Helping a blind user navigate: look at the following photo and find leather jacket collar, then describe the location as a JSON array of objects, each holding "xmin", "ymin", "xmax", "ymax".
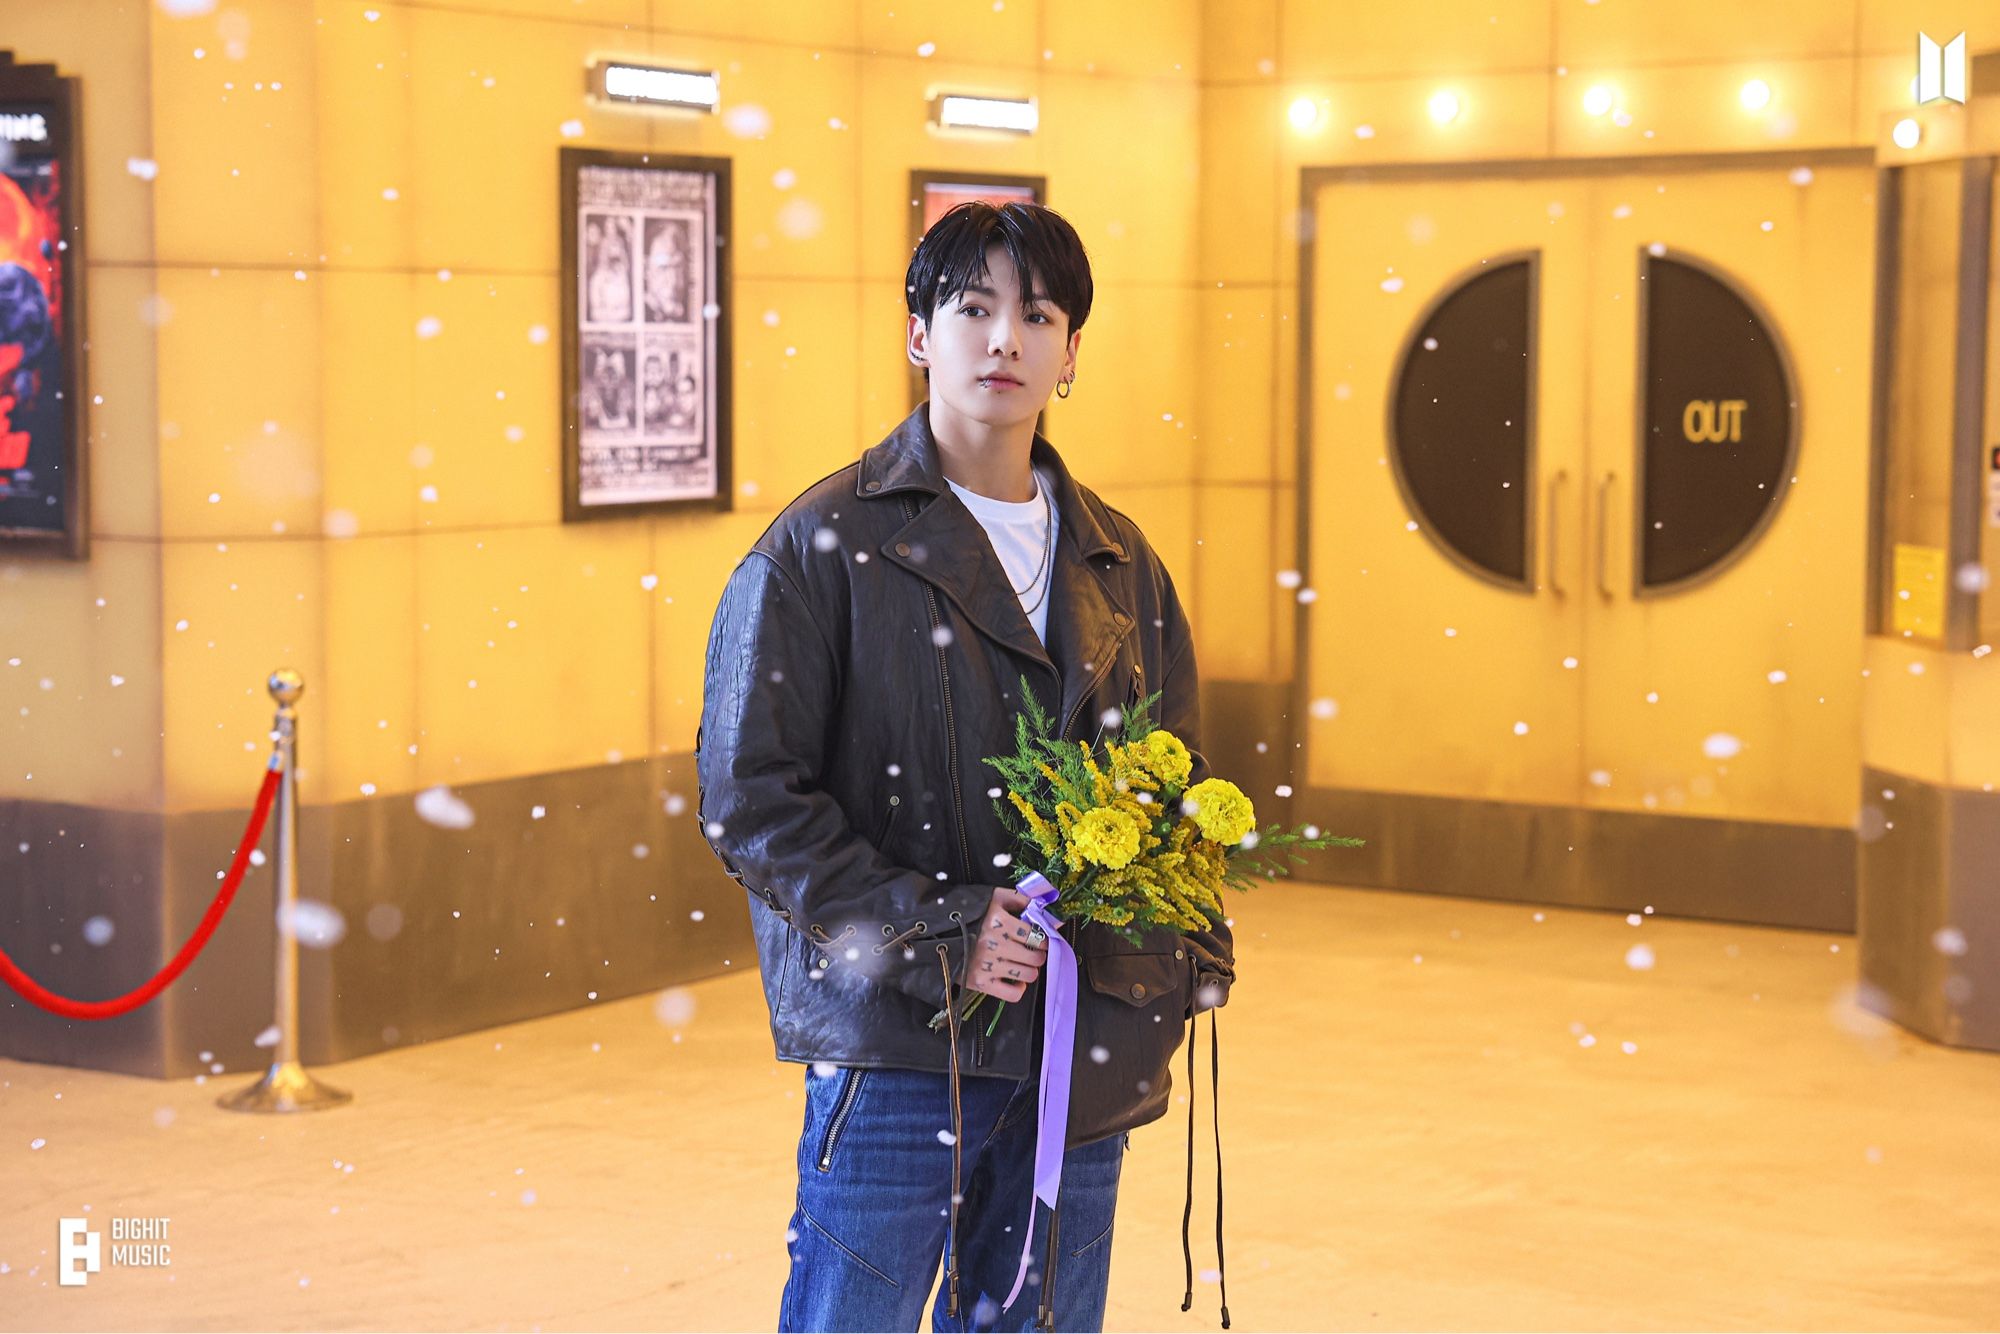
[{"xmin": 858, "ymin": 403, "xmax": 1138, "ymax": 736}]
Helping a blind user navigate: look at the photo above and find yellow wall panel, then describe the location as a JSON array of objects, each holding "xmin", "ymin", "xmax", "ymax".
[
  {"xmin": 1556, "ymin": 0, "xmax": 1856, "ymax": 68},
  {"xmin": 658, "ymin": 0, "xmax": 858, "ymax": 49},
  {"xmin": 1191, "ymin": 484, "xmax": 1275, "ymax": 681},
  {"xmin": 1860, "ymin": 638, "xmax": 1955, "ymax": 788},
  {"xmin": 1040, "ymin": 72, "xmax": 1198, "ymax": 287},
  {"xmin": 321, "ymin": 270, "xmax": 418, "ymax": 538},
  {"xmin": 1197, "ymin": 83, "xmax": 1280, "ymax": 285},
  {"xmin": 1194, "ymin": 282, "xmax": 1277, "ymax": 486},
  {"xmin": 1200, "ymin": 0, "xmax": 1277, "ymax": 84},
  {"xmin": 1272, "ymin": 282, "xmax": 1297, "ymax": 491},
  {"xmin": 404, "ymin": 5, "xmax": 653, "ymax": 275},
  {"xmin": 860, "ymin": 0, "xmax": 1041, "ymax": 69},
  {"xmin": 857, "ymin": 54, "xmax": 1045, "ymax": 283},
  {"xmin": 155, "ymin": 267, "xmax": 323, "ymax": 541},
  {"xmin": 151, "ymin": 0, "xmax": 319, "ymax": 267},
  {"xmin": 728, "ymin": 277, "xmax": 861, "ymax": 515},
  {"xmin": 412, "ymin": 0, "xmax": 647, "ymax": 28},
  {"xmin": 1043, "ymin": 0, "xmax": 1200, "ymax": 81},
  {"xmin": 322, "ymin": 535, "xmax": 418, "ymax": 798},
  {"xmin": 412, "ymin": 523, "xmax": 650, "ymax": 785},
  {"xmin": 648, "ymin": 43, "xmax": 861, "ymax": 283},
  {"xmin": 161, "ymin": 538, "xmax": 325, "ymax": 810},
  {"xmin": 410, "ymin": 273, "xmax": 562, "ymax": 531},
  {"xmin": 1855, "ymin": 52, "xmax": 1924, "ymax": 138},
  {"xmin": 86, "ymin": 266, "xmax": 163, "ymax": 541},
  {"xmin": 1272, "ymin": 480, "xmax": 1296, "ymax": 678},
  {"xmin": 1857, "ymin": 0, "xmax": 1997, "ymax": 57},
  {"xmin": 0, "ymin": 540, "xmax": 164, "ymax": 808},
  {"xmin": 860, "ymin": 282, "xmax": 926, "ymax": 443},
  {"xmin": 1038, "ymin": 281, "xmax": 1197, "ymax": 487},
  {"xmin": 649, "ymin": 511, "xmax": 783, "ymax": 755},
  {"xmin": 1281, "ymin": 0, "xmax": 1551, "ymax": 82},
  {"xmin": 316, "ymin": 0, "xmax": 415, "ymax": 272},
  {"xmin": 1949, "ymin": 652, "xmax": 2000, "ymax": 790}
]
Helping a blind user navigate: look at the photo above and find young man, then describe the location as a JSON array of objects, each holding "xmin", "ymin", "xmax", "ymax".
[{"xmin": 696, "ymin": 201, "xmax": 1234, "ymax": 1333}]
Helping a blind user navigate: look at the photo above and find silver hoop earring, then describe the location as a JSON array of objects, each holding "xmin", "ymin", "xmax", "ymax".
[{"xmin": 1056, "ymin": 375, "xmax": 1073, "ymax": 400}]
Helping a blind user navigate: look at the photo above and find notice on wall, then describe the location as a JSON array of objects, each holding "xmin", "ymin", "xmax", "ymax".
[{"xmin": 1891, "ymin": 542, "xmax": 1947, "ymax": 639}]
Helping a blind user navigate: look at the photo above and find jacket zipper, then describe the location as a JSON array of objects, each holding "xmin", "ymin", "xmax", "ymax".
[
  {"xmin": 916, "ymin": 546, "xmax": 988, "ymax": 1069},
  {"xmin": 1060, "ymin": 653, "xmax": 1119, "ymax": 741},
  {"xmin": 817, "ymin": 1068, "xmax": 865, "ymax": 1170}
]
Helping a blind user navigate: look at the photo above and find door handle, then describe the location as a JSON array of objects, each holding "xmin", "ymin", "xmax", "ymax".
[
  {"xmin": 1595, "ymin": 470, "xmax": 1617, "ymax": 600},
  {"xmin": 1545, "ymin": 469, "xmax": 1567, "ymax": 597}
]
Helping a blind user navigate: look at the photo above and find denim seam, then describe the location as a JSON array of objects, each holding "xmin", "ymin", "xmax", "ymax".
[{"xmin": 796, "ymin": 1203, "xmax": 903, "ymax": 1290}]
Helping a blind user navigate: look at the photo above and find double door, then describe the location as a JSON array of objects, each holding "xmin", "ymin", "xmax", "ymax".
[{"xmin": 1305, "ymin": 162, "xmax": 1875, "ymax": 837}]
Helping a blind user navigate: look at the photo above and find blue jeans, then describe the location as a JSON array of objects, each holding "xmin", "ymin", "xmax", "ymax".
[{"xmin": 779, "ymin": 1063, "xmax": 1129, "ymax": 1332}]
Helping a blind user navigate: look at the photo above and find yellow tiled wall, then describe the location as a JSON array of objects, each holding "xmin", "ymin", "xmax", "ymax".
[
  {"xmin": 0, "ymin": 0, "xmax": 1983, "ymax": 813},
  {"xmin": 0, "ymin": 0, "xmax": 1203, "ymax": 812}
]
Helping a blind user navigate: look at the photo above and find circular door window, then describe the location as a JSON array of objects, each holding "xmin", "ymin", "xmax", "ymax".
[
  {"xmin": 1387, "ymin": 254, "xmax": 1537, "ymax": 589},
  {"xmin": 1636, "ymin": 249, "xmax": 1799, "ymax": 593}
]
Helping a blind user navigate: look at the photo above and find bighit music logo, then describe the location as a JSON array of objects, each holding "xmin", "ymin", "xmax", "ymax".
[{"xmin": 58, "ymin": 1216, "xmax": 173, "ymax": 1287}]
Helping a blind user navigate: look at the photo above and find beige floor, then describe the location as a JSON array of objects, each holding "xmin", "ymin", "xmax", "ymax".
[{"xmin": 4, "ymin": 877, "xmax": 1998, "ymax": 1333}]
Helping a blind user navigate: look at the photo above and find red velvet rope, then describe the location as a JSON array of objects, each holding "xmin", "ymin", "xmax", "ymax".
[{"xmin": 0, "ymin": 762, "xmax": 284, "ymax": 1020}]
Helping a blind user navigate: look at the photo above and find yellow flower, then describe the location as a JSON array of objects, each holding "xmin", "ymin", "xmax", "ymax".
[
  {"xmin": 1069, "ymin": 806, "xmax": 1144, "ymax": 869},
  {"xmin": 1137, "ymin": 731, "xmax": 1193, "ymax": 787},
  {"xmin": 1182, "ymin": 777, "xmax": 1255, "ymax": 845}
]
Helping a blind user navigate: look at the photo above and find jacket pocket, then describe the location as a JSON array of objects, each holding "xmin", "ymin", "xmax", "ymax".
[{"xmin": 1082, "ymin": 948, "xmax": 1186, "ymax": 1008}]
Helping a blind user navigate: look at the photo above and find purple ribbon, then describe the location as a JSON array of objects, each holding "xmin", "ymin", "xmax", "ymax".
[{"xmin": 1003, "ymin": 868, "xmax": 1076, "ymax": 1314}]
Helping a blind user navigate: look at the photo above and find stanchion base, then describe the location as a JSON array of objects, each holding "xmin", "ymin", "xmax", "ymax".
[{"xmin": 216, "ymin": 1060, "xmax": 351, "ymax": 1113}]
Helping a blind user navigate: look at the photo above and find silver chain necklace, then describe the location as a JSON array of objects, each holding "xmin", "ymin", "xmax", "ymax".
[{"xmin": 1013, "ymin": 471, "xmax": 1055, "ymax": 614}]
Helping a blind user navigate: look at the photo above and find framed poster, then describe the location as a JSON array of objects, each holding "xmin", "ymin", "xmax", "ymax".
[
  {"xmin": 906, "ymin": 171, "xmax": 1045, "ymax": 418},
  {"xmin": 560, "ymin": 148, "xmax": 731, "ymax": 520},
  {"xmin": 0, "ymin": 52, "xmax": 86, "ymax": 560}
]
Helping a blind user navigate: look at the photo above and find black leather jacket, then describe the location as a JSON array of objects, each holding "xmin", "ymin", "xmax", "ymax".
[
  {"xmin": 700, "ymin": 400, "xmax": 1232, "ymax": 1136},
  {"xmin": 695, "ymin": 403, "xmax": 1236, "ymax": 1322}
]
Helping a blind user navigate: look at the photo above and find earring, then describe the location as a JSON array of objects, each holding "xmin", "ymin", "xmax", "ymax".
[{"xmin": 1056, "ymin": 374, "xmax": 1074, "ymax": 400}]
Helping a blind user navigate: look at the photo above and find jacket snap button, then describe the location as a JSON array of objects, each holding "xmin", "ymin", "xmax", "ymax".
[
  {"xmin": 1174, "ymin": 948, "xmax": 1184, "ymax": 959},
  {"xmin": 818, "ymin": 958, "xmax": 829, "ymax": 969},
  {"xmin": 1113, "ymin": 612, "xmax": 1129, "ymax": 625},
  {"xmin": 865, "ymin": 480, "xmax": 881, "ymax": 491},
  {"xmin": 895, "ymin": 542, "xmax": 910, "ymax": 556},
  {"xmin": 1129, "ymin": 982, "xmax": 1147, "ymax": 1000}
]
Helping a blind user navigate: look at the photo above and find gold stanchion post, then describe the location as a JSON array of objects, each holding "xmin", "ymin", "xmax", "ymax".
[{"xmin": 218, "ymin": 669, "xmax": 352, "ymax": 1113}]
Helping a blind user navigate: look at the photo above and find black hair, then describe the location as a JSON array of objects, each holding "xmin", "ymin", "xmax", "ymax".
[{"xmin": 905, "ymin": 201, "xmax": 1093, "ymax": 381}]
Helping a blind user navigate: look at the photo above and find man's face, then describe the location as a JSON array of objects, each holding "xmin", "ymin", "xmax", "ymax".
[{"xmin": 908, "ymin": 244, "xmax": 1079, "ymax": 426}]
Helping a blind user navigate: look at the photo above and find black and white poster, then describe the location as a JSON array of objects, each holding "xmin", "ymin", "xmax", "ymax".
[{"xmin": 561, "ymin": 149, "xmax": 730, "ymax": 519}]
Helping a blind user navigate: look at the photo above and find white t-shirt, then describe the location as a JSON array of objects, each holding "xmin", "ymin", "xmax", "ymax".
[{"xmin": 945, "ymin": 463, "xmax": 1060, "ymax": 646}]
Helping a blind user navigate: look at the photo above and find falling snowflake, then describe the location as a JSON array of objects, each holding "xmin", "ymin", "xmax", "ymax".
[{"xmin": 415, "ymin": 785, "xmax": 475, "ymax": 829}]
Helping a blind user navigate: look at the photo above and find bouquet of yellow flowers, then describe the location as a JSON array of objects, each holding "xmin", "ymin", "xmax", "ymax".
[{"xmin": 927, "ymin": 674, "xmax": 1364, "ymax": 1034}]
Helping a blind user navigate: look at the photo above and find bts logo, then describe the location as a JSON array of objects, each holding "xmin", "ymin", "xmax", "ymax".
[
  {"xmin": 58, "ymin": 1218, "xmax": 100, "ymax": 1287},
  {"xmin": 1918, "ymin": 31, "xmax": 1967, "ymax": 105}
]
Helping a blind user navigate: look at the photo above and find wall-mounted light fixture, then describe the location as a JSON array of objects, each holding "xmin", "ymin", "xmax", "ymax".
[
  {"xmin": 586, "ymin": 59, "xmax": 719, "ymax": 112},
  {"xmin": 930, "ymin": 93, "xmax": 1037, "ymax": 134}
]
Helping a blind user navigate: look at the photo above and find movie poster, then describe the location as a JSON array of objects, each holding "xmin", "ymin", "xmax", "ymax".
[
  {"xmin": 560, "ymin": 149, "xmax": 731, "ymax": 519},
  {"xmin": 0, "ymin": 54, "xmax": 84, "ymax": 558}
]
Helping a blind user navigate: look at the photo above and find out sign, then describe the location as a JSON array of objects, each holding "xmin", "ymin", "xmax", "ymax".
[{"xmin": 1682, "ymin": 399, "xmax": 1747, "ymax": 444}]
